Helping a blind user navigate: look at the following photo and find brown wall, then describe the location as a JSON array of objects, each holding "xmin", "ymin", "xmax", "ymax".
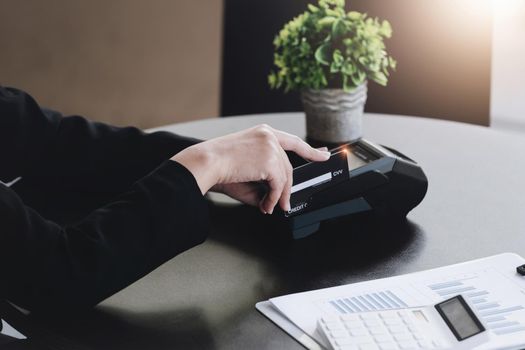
[{"xmin": 0, "ymin": 0, "xmax": 223, "ymax": 128}]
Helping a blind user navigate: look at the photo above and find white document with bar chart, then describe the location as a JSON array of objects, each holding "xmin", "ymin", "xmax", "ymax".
[{"xmin": 258, "ymin": 253, "xmax": 525, "ymax": 349}]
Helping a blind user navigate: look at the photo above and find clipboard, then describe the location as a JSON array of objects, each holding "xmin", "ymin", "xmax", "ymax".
[{"xmin": 256, "ymin": 301, "xmax": 322, "ymax": 350}]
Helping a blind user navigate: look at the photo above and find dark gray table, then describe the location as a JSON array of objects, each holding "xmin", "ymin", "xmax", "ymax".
[{"xmin": 8, "ymin": 113, "xmax": 525, "ymax": 349}]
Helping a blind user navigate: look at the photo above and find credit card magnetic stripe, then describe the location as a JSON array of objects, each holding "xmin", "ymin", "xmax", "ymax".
[{"xmin": 291, "ymin": 172, "xmax": 332, "ymax": 194}]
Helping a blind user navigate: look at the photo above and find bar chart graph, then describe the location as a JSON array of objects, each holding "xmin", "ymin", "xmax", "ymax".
[{"xmin": 328, "ymin": 289, "xmax": 408, "ymax": 314}]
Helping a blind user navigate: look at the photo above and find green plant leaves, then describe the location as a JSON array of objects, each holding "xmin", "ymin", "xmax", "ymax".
[
  {"xmin": 332, "ymin": 18, "xmax": 346, "ymax": 38},
  {"xmin": 347, "ymin": 11, "xmax": 362, "ymax": 20},
  {"xmin": 341, "ymin": 60, "xmax": 355, "ymax": 75},
  {"xmin": 389, "ymin": 56, "xmax": 397, "ymax": 70},
  {"xmin": 268, "ymin": 0, "xmax": 395, "ymax": 92},
  {"xmin": 318, "ymin": 16, "xmax": 336, "ymax": 28},
  {"xmin": 330, "ymin": 49, "xmax": 344, "ymax": 72},
  {"xmin": 372, "ymin": 72, "xmax": 388, "ymax": 86},
  {"xmin": 308, "ymin": 4, "xmax": 319, "ymax": 13},
  {"xmin": 268, "ymin": 72, "xmax": 278, "ymax": 88},
  {"xmin": 333, "ymin": 49, "xmax": 344, "ymax": 65},
  {"xmin": 380, "ymin": 20, "xmax": 392, "ymax": 38},
  {"xmin": 315, "ymin": 43, "xmax": 331, "ymax": 65},
  {"xmin": 351, "ymin": 70, "xmax": 366, "ymax": 86},
  {"xmin": 343, "ymin": 75, "xmax": 351, "ymax": 91}
]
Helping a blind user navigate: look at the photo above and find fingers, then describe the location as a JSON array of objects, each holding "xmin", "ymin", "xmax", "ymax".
[
  {"xmin": 232, "ymin": 124, "xmax": 330, "ymax": 214},
  {"xmin": 254, "ymin": 125, "xmax": 329, "ymax": 213},
  {"xmin": 221, "ymin": 182, "xmax": 261, "ymax": 206},
  {"xmin": 260, "ymin": 146, "xmax": 292, "ymax": 214},
  {"xmin": 277, "ymin": 147, "xmax": 293, "ymax": 212},
  {"xmin": 261, "ymin": 176, "xmax": 285, "ymax": 214},
  {"xmin": 272, "ymin": 129, "xmax": 331, "ymax": 161}
]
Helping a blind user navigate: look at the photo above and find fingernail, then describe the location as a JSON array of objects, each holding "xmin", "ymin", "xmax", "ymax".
[
  {"xmin": 317, "ymin": 147, "xmax": 329, "ymax": 151},
  {"xmin": 321, "ymin": 151, "xmax": 331, "ymax": 157},
  {"xmin": 286, "ymin": 202, "xmax": 291, "ymax": 211}
]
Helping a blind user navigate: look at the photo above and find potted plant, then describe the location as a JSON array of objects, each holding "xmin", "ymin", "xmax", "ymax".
[{"xmin": 269, "ymin": 0, "xmax": 396, "ymax": 144}]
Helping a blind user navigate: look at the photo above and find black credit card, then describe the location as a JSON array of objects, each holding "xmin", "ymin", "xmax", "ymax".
[{"xmin": 286, "ymin": 150, "xmax": 350, "ymax": 216}]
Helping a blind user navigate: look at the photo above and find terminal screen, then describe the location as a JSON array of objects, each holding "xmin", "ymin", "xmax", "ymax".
[
  {"xmin": 347, "ymin": 150, "xmax": 367, "ymax": 170},
  {"xmin": 344, "ymin": 146, "xmax": 373, "ymax": 171}
]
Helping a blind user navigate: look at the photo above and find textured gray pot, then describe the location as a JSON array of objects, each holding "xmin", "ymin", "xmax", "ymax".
[{"xmin": 301, "ymin": 82, "xmax": 368, "ymax": 143}]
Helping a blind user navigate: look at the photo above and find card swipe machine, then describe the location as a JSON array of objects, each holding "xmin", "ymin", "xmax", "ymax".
[{"xmin": 282, "ymin": 139, "xmax": 428, "ymax": 239}]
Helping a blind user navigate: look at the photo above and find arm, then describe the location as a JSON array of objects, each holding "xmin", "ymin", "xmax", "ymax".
[
  {"xmin": 0, "ymin": 160, "xmax": 209, "ymax": 313},
  {"xmin": 0, "ymin": 86, "xmax": 199, "ymax": 193},
  {"xmin": 0, "ymin": 86, "xmax": 329, "ymax": 313}
]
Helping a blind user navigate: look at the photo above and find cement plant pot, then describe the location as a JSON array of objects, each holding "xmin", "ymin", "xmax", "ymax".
[{"xmin": 301, "ymin": 82, "xmax": 368, "ymax": 144}]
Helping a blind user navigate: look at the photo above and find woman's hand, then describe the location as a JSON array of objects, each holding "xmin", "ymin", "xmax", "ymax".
[
  {"xmin": 172, "ymin": 124, "xmax": 330, "ymax": 214},
  {"xmin": 210, "ymin": 182, "xmax": 262, "ymax": 207}
]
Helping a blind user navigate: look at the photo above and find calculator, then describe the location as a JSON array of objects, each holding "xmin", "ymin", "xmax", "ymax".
[{"xmin": 317, "ymin": 295, "xmax": 490, "ymax": 350}]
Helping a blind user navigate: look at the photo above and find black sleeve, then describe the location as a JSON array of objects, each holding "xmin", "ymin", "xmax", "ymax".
[
  {"xmin": 0, "ymin": 86, "xmax": 201, "ymax": 193},
  {"xmin": 0, "ymin": 160, "xmax": 209, "ymax": 313},
  {"xmin": 0, "ymin": 86, "xmax": 210, "ymax": 312}
]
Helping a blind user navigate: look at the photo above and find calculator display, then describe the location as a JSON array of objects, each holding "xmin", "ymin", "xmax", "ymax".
[{"xmin": 435, "ymin": 295, "xmax": 485, "ymax": 341}]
